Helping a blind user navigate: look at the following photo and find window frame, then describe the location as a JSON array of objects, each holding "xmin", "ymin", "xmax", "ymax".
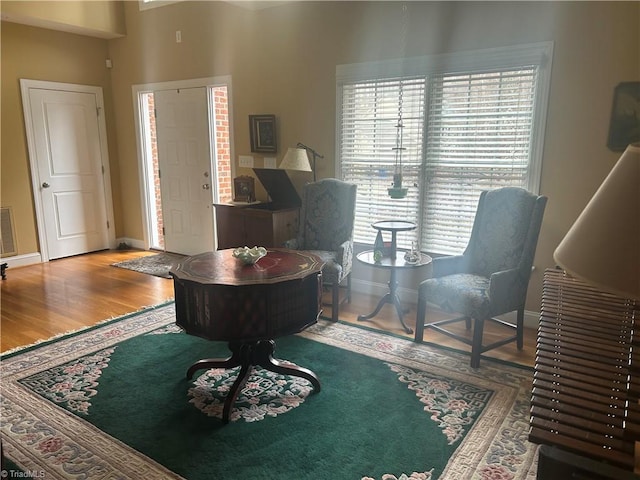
[{"xmin": 335, "ymin": 42, "xmax": 553, "ymax": 253}]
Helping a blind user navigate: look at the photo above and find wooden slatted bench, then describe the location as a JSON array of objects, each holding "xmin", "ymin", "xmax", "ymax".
[{"xmin": 530, "ymin": 268, "xmax": 640, "ymax": 475}]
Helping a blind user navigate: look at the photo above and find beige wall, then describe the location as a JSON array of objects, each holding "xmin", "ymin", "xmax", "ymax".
[
  {"xmin": 0, "ymin": 21, "xmax": 118, "ymax": 254},
  {"xmin": 1, "ymin": 0, "xmax": 125, "ymax": 38},
  {"xmin": 1, "ymin": 1, "xmax": 638, "ymax": 313}
]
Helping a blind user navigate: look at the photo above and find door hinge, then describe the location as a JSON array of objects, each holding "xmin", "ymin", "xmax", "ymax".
[
  {"xmin": 96, "ymin": 106, "xmax": 101, "ymax": 117},
  {"xmin": 107, "ymin": 220, "xmax": 110, "ymax": 229},
  {"xmin": 154, "ymin": 108, "xmax": 157, "ymax": 119},
  {"xmin": 101, "ymin": 165, "xmax": 105, "ymax": 175},
  {"xmin": 162, "ymin": 227, "xmax": 165, "ymax": 235},
  {"xmin": 158, "ymin": 169, "xmax": 161, "ymax": 178}
]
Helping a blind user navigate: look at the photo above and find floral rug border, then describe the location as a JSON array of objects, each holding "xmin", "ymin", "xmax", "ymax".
[{"xmin": 1, "ymin": 303, "xmax": 538, "ymax": 479}]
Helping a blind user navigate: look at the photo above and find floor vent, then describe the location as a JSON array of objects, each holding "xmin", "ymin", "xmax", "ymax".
[{"xmin": 1, "ymin": 206, "xmax": 17, "ymax": 256}]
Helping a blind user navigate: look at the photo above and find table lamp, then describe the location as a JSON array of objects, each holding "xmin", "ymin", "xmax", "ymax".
[{"xmin": 553, "ymin": 142, "xmax": 639, "ymax": 300}]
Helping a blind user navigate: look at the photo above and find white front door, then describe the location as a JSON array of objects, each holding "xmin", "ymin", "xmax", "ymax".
[
  {"xmin": 22, "ymin": 81, "xmax": 114, "ymax": 260},
  {"xmin": 154, "ymin": 87, "xmax": 215, "ymax": 255}
]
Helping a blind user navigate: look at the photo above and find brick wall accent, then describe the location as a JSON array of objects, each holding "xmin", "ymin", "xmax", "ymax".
[
  {"xmin": 147, "ymin": 93, "xmax": 164, "ymax": 249},
  {"xmin": 212, "ymin": 86, "xmax": 232, "ymax": 203}
]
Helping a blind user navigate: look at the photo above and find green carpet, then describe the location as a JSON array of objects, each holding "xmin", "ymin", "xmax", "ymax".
[{"xmin": 1, "ymin": 303, "xmax": 538, "ymax": 479}]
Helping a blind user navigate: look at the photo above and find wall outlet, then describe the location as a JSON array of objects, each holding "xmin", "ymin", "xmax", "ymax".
[
  {"xmin": 238, "ymin": 155, "xmax": 254, "ymax": 168},
  {"xmin": 263, "ymin": 157, "xmax": 277, "ymax": 169}
]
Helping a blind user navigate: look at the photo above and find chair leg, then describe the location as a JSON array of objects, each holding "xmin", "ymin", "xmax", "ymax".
[
  {"xmin": 414, "ymin": 294, "xmax": 426, "ymax": 343},
  {"xmin": 331, "ymin": 281, "xmax": 339, "ymax": 322},
  {"xmin": 470, "ymin": 317, "xmax": 485, "ymax": 368},
  {"xmin": 346, "ymin": 274, "xmax": 352, "ymax": 303},
  {"xmin": 516, "ymin": 307, "xmax": 524, "ymax": 350}
]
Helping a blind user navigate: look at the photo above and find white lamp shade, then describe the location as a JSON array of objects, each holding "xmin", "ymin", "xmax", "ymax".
[
  {"xmin": 279, "ymin": 147, "xmax": 312, "ymax": 172},
  {"xmin": 553, "ymin": 143, "xmax": 640, "ymax": 300}
]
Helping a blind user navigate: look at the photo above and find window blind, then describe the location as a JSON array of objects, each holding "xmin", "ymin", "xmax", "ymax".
[
  {"xmin": 337, "ymin": 43, "xmax": 551, "ymax": 256},
  {"xmin": 422, "ymin": 68, "xmax": 538, "ymax": 254},
  {"xmin": 340, "ymin": 77, "xmax": 425, "ymax": 249}
]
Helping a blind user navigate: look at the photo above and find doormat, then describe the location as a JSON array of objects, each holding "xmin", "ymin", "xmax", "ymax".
[{"xmin": 111, "ymin": 252, "xmax": 185, "ymax": 279}]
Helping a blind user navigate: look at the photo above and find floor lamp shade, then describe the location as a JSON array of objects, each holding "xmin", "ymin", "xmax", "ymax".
[
  {"xmin": 279, "ymin": 148, "xmax": 312, "ymax": 172},
  {"xmin": 553, "ymin": 143, "xmax": 640, "ymax": 300}
]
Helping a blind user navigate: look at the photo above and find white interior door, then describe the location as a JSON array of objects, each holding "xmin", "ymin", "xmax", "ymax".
[
  {"xmin": 22, "ymin": 82, "xmax": 113, "ymax": 260},
  {"xmin": 154, "ymin": 87, "xmax": 215, "ymax": 255}
]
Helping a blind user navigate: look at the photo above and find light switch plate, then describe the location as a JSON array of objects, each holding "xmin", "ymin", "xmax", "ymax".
[
  {"xmin": 238, "ymin": 155, "xmax": 254, "ymax": 168},
  {"xmin": 263, "ymin": 157, "xmax": 277, "ymax": 169}
]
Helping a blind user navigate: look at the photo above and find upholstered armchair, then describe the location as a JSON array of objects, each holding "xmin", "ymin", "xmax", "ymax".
[
  {"xmin": 414, "ymin": 187, "xmax": 547, "ymax": 368},
  {"xmin": 285, "ymin": 178, "xmax": 357, "ymax": 322}
]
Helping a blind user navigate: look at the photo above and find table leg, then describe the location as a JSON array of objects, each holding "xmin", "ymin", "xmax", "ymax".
[
  {"xmin": 186, "ymin": 340, "xmax": 320, "ymax": 423},
  {"xmin": 186, "ymin": 342, "xmax": 252, "ymax": 423},
  {"xmin": 357, "ymin": 292, "xmax": 393, "ymax": 322},
  {"xmin": 357, "ymin": 268, "xmax": 413, "ymax": 334},
  {"xmin": 186, "ymin": 341, "xmax": 246, "ymax": 379},
  {"xmin": 255, "ymin": 340, "xmax": 321, "ymax": 392}
]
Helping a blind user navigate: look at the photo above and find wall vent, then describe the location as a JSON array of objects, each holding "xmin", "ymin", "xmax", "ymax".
[{"xmin": 1, "ymin": 206, "xmax": 17, "ymax": 256}]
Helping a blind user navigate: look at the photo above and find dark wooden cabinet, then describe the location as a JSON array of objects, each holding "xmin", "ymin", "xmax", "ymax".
[
  {"xmin": 215, "ymin": 168, "xmax": 302, "ymax": 249},
  {"xmin": 214, "ymin": 203, "xmax": 299, "ymax": 249}
]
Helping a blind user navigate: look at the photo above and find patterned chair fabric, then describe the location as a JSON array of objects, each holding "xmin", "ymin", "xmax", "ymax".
[
  {"xmin": 415, "ymin": 187, "xmax": 547, "ymax": 368},
  {"xmin": 285, "ymin": 178, "xmax": 357, "ymax": 322}
]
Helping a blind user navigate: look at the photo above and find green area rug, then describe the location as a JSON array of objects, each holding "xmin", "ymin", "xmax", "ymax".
[{"xmin": 1, "ymin": 303, "xmax": 538, "ymax": 479}]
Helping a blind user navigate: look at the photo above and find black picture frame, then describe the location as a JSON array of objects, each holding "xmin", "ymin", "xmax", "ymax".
[
  {"xmin": 249, "ymin": 114, "xmax": 277, "ymax": 153},
  {"xmin": 607, "ymin": 81, "xmax": 640, "ymax": 151}
]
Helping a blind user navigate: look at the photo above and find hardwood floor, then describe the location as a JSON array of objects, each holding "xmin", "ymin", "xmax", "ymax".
[
  {"xmin": 0, "ymin": 250, "xmax": 174, "ymax": 352},
  {"xmin": 0, "ymin": 249, "xmax": 536, "ymax": 367}
]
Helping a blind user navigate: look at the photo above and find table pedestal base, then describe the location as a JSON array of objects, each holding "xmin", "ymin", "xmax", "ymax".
[
  {"xmin": 357, "ymin": 269, "xmax": 413, "ymax": 334},
  {"xmin": 357, "ymin": 292, "xmax": 412, "ymax": 334},
  {"xmin": 186, "ymin": 339, "xmax": 321, "ymax": 423}
]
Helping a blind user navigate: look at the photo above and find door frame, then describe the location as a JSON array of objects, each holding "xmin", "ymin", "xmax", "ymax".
[
  {"xmin": 131, "ymin": 75, "xmax": 234, "ymax": 251},
  {"xmin": 20, "ymin": 79, "xmax": 116, "ymax": 262}
]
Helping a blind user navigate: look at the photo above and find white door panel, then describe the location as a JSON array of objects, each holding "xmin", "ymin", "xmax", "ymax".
[
  {"xmin": 155, "ymin": 88, "xmax": 214, "ymax": 255},
  {"xmin": 54, "ymin": 191, "xmax": 100, "ymax": 236},
  {"xmin": 26, "ymin": 87, "xmax": 111, "ymax": 260}
]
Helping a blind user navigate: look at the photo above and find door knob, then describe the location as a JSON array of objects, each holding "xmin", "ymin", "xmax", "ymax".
[
  {"xmin": 42, "ymin": 182, "xmax": 50, "ymax": 188},
  {"xmin": 202, "ymin": 184, "xmax": 210, "ymax": 190}
]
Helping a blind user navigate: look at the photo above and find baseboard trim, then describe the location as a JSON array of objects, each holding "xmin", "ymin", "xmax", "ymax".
[
  {"xmin": 115, "ymin": 237, "xmax": 146, "ymax": 250},
  {"xmin": 0, "ymin": 252, "xmax": 43, "ymax": 269},
  {"xmin": 351, "ymin": 278, "xmax": 540, "ymax": 330}
]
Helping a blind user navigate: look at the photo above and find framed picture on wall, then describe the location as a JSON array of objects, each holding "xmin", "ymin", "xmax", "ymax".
[
  {"xmin": 249, "ymin": 114, "xmax": 277, "ymax": 153},
  {"xmin": 607, "ymin": 82, "xmax": 640, "ymax": 151}
]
